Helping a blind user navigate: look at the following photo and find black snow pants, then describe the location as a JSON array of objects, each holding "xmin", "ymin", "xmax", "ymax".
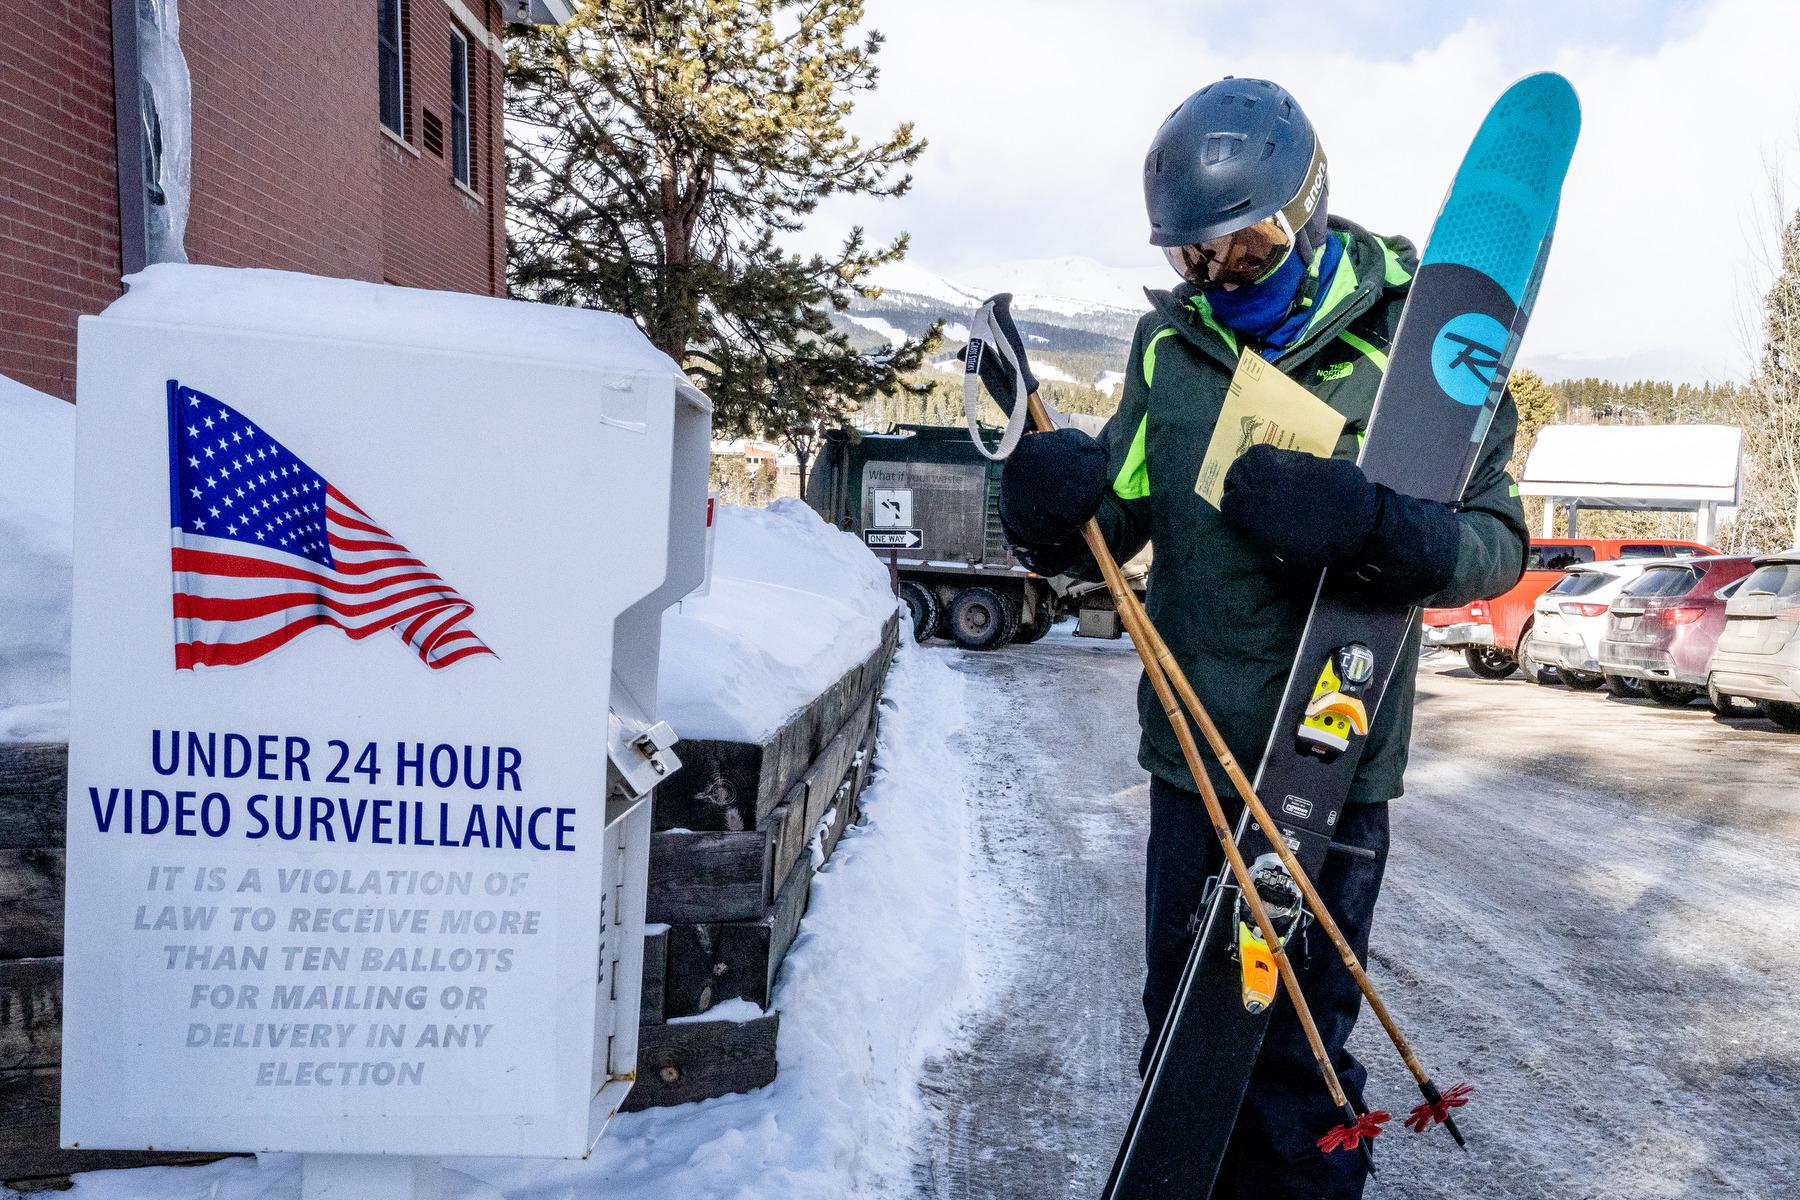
[{"xmin": 1141, "ymin": 775, "xmax": 1390, "ymax": 1200}]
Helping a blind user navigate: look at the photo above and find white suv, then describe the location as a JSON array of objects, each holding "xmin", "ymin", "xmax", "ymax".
[
  {"xmin": 1518, "ymin": 560, "xmax": 1659, "ymax": 689},
  {"xmin": 1708, "ymin": 551, "xmax": 1800, "ymax": 730}
]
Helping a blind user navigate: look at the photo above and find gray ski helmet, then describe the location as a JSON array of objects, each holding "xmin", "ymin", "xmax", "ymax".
[{"xmin": 1144, "ymin": 78, "xmax": 1330, "ymax": 256}]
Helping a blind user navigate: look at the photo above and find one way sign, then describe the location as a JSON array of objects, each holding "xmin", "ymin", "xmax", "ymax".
[{"xmin": 864, "ymin": 528, "xmax": 923, "ymax": 550}]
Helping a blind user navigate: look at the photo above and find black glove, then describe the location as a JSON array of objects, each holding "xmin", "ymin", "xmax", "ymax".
[
  {"xmin": 1220, "ymin": 444, "xmax": 1460, "ymax": 604},
  {"xmin": 999, "ymin": 428, "xmax": 1109, "ymax": 573}
]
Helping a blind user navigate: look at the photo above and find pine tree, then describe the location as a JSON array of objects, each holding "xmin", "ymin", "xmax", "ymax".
[
  {"xmin": 1504, "ymin": 368, "xmax": 1559, "ymax": 535},
  {"xmin": 1724, "ymin": 207, "xmax": 1800, "ymax": 551},
  {"xmin": 507, "ymin": 0, "xmax": 937, "ymax": 451}
]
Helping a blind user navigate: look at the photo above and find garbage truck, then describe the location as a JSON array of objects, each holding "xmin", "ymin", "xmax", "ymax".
[{"xmin": 806, "ymin": 423, "xmax": 1146, "ymax": 649}]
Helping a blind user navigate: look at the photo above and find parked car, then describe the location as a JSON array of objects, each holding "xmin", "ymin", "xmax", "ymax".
[
  {"xmin": 1594, "ymin": 556, "xmax": 1758, "ymax": 707},
  {"xmin": 1707, "ymin": 550, "xmax": 1800, "ymax": 730},
  {"xmin": 1424, "ymin": 537, "xmax": 1717, "ymax": 679},
  {"xmin": 1516, "ymin": 560, "xmax": 1657, "ymax": 689}
]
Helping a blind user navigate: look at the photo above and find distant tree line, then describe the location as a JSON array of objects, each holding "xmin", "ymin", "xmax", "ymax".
[{"xmin": 1548, "ymin": 378, "xmax": 1741, "ymax": 426}]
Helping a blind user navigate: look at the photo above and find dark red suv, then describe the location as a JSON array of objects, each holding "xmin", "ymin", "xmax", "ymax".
[{"xmin": 1596, "ymin": 555, "xmax": 1758, "ymax": 707}]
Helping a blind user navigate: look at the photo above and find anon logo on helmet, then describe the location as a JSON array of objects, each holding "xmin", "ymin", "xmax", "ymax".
[
  {"xmin": 1430, "ymin": 312, "xmax": 1510, "ymax": 407},
  {"xmin": 1300, "ymin": 159, "xmax": 1326, "ymax": 217}
]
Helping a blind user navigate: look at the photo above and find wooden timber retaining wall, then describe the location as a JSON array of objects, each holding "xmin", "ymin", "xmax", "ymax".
[
  {"xmin": 0, "ymin": 614, "xmax": 897, "ymax": 1185},
  {"xmin": 0, "ymin": 742, "xmax": 226, "ymax": 1188},
  {"xmin": 627, "ymin": 613, "xmax": 897, "ymax": 1109}
]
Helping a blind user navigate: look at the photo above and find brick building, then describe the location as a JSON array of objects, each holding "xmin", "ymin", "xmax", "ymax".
[{"xmin": 0, "ymin": 0, "xmax": 571, "ymax": 402}]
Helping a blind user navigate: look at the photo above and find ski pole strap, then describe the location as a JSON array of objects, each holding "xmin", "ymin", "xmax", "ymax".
[{"xmin": 962, "ymin": 298, "xmax": 1035, "ymax": 461}]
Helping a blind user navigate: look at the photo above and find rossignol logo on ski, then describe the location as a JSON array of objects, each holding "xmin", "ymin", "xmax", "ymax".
[{"xmin": 1429, "ymin": 312, "xmax": 1509, "ymax": 407}]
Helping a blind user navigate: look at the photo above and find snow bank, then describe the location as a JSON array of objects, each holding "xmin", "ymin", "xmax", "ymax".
[
  {"xmin": 0, "ymin": 374, "xmax": 74, "ymax": 741},
  {"xmin": 659, "ymin": 499, "xmax": 896, "ymax": 743},
  {"xmin": 66, "ymin": 638, "xmax": 976, "ymax": 1200}
]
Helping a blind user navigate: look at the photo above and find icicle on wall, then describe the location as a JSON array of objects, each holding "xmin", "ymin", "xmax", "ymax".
[{"xmin": 138, "ymin": 0, "xmax": 191, "ymax": 264}]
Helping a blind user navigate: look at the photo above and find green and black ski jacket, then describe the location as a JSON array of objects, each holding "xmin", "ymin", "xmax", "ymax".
[{"xmin": 1085, "ymin": 219, "xmax": 1528, "ymax": 805}]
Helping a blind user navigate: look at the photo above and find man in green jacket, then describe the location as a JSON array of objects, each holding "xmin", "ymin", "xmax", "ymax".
[{"xmin": 999, "ymin": 78, "xmax": 1528, "ymax": 1198}]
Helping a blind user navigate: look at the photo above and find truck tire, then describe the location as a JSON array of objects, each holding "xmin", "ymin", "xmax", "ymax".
[
  {"xmin": 947, "ymin": 586, "xmax": 1011, "ymax": 651},
  {"xmin": 1463, "ymin": 647, "xmax": 1517, "ymax": 680},
  {"xmin": 1764, "ymin": 700, "xmax": 1800, "ymax": 731},
  {"xmin": 997, "ymin": 595, "xmax": 1023, "ymax": 646},
  {"xmin": 1644, "ymin": 681, "xmax": 1699, "ymax": 708},
  {"xmin": 1009, "ymin": 583, "xmax": 1049, "ymax": 644},
  {"xmin": 899, "ymin": 581, "xmax": 941, "ymax": 643}
]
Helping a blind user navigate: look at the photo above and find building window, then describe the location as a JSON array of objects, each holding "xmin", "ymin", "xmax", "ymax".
[
  {"xmin": 449, "ymin": 29, "xmax": 471, "ymax": 186},
  {"xmin": 378, "ymin": 0, "xmax": 405, "ymax": 137}
]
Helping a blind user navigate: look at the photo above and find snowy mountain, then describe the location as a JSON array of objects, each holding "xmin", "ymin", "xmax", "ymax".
[
  {"xmin": 840, "ymin": 255, "xmax": 1743, "ymax": 391},
  {"xmin": 833, "ymin": 255, "xmax": 1157, "ymax": 396}
]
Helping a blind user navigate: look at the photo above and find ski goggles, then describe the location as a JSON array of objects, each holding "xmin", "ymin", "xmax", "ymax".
[{"xmin": 1163, "ymin": 213, "xmax": 1296, "ymax": 290}]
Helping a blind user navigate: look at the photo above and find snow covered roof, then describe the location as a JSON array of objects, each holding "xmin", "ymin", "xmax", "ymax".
[
  {"xmin": 104, "ymin": 265, "xmax": 701, "ymax": 399},
  {"xmin": 1519, "ymin": 424, "xmax": 1742, "ymax": 505}
]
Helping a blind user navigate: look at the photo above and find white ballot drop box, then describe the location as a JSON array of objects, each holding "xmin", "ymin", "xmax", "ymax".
[{"xmin": 61, "ymin": 265, "xmax": 709, "ymax": 1161}]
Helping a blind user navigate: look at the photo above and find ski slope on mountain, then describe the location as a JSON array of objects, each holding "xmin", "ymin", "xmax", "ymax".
[{"xmin": 869, "ymin": 255, "xmax": 1152, "ymax": 320}]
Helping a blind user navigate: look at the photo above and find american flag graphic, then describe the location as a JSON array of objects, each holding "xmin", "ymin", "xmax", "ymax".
[{"xmin": 167, "ymin": 380, "xmax": 495, "ymax": 671}]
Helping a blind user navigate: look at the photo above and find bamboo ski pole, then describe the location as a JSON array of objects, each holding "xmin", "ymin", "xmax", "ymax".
[
  {"xmin": 1020, "ymin": 390, "xmax": 1462, "ymax": 1145},
  {"xmin": 1101, "ymin": 519, "xmax": 1471, "ymax": 1145},
  {"xmin": 1020, "ymin": 392, "xmax": 1383, "ymax": 1152}
]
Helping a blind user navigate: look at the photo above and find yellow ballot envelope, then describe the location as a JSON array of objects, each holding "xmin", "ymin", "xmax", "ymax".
[{"xmin": 1194, "ymin": 349, "xmax": 1346, "ymax": 509}]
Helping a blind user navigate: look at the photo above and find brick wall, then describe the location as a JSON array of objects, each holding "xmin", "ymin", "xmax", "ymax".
[
  {"xmin": 180, "ymin": 0, "xmax": 386, "ymax": 282},
  {"xmin": 0, "ymin": 3, "xmax": 122, "ymax": 401},
  {"xmin": 377, "ymin": 0, "xmax": 506, "ymax": 295},
  {"xmin": 0, "ymin": 0, "xmax": 510, "ymax": 403}
]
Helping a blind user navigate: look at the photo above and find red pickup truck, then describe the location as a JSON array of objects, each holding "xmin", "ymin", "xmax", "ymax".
[{"xmin": 1422, "ymin": 537, "xmax": 1718, "ymax": 678}]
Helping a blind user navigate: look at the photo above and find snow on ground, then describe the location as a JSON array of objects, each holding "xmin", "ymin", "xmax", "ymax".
[
  {"xmin": 0, "ymin": 373, "xmax": 74, "ymax": 741},
  {"xmin": 659, "ymin": 499, "xmax": 896, "ymax": 742},
  {"xmin": 64, "ymin": 635, "xmax": 979, "ymax": 1200},
  {"xmin": 1094, "ymin": 370, "xmax": 1124, "ymax": 396}
]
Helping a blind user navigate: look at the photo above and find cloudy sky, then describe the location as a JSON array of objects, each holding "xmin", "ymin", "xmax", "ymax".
[{"xmin": 802, "ymin": 0, "xmax": 1800, "ymax": 380}]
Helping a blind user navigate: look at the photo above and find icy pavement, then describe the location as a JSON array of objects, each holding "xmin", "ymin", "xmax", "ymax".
[
  {"xmin": 1364, "ymin": 654, "xmax": 1800, "ymax": 1198},
  {"xmin": 911, "ymin": 625, "xmax": 1147, "ymax": 1198},
  {"xmin": 913, "ymin": 639, "xmax": 1800, "ymax": 1199}
]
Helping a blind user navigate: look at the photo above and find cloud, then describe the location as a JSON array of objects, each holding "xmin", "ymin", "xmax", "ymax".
[{"xmin": 799, "ymin": 0, "xmax": 1800, "ymax": 379}]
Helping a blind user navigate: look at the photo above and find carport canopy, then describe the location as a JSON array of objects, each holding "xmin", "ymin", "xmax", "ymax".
[{"xmin": 1518, "ymin": 423, "xmax": 1743, "ymax": 543}]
